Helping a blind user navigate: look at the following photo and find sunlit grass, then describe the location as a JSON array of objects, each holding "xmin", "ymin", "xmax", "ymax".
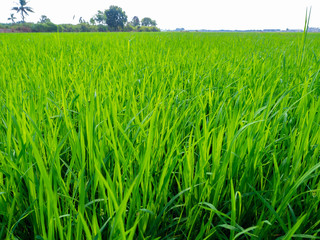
[{"xmin": 0, "ymin": 32, "xmax": 320, "ymax": 239}]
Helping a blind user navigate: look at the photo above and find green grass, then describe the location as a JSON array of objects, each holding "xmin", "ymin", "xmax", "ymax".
[{"xmin": 0, "ymin": 32, "xmax": 320, "ymax": 239}]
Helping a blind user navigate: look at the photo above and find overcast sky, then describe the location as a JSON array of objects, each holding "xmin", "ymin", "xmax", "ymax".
[{"xmin": 0, "ymin": 0, "xmax": 319, "ymax": 30}]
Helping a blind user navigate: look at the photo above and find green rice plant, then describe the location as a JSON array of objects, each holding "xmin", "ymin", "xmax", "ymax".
[{"xmin": 0, "ymin": 30, "xmax": 320, "ymax": 239}]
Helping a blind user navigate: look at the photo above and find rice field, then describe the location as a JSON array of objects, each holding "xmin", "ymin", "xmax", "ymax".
[{"xmin": 0, "ymin": 32, "xmax": 320, "ymax": 239}]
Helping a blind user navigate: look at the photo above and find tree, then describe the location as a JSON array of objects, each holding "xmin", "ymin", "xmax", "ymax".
[
  {"xmin": 79, "ymin": 17, "xmax": 85, "ymax": 24},
  {"xmin": 93, "ymin": 10, "xmax": 106, "ymax": 25},
  {"xmin": 12, "ymin": 0, "xmax": 34, "ymax": 23},
  {"xmin": 8, "ymin": 14, "xmax": 16, "ymax": 23},
  {"xmin": 90, "ymin": 17, "xmax": 95, "ymax": 25},
  {"xmin": 141, "ymin": 17, "xmax": 157, "ymax": 27},
  {"xmin": 130, "ymin": 16, "xmax": 140, "ymax": 27},
  {"xmin": 104, "ymin": 6, "xmax": 127, "ymax": 31},
  {"xmin": 38, "ymin": 15, "xmax": 51, "ymax": 24}
]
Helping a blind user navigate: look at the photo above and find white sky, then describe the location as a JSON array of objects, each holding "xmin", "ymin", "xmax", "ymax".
[{"xmin": 0, "ymin": 0, "xmax": 319, "ymax": 30}]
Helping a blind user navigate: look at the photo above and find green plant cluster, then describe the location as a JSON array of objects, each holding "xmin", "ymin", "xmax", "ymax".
[
  {"xmin": 0, "ymin": 23, "xmax": 160, "ymax": 33},
  {"xmin": 0, "ymin": 32, "xmax": 320, "ymax": 239}
]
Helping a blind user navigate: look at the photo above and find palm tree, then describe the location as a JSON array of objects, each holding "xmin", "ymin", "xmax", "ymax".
[
  {"xmin": 12, "ymin": 0, "xmax": 34, "ymax": 23},
  {"xmin": 79, "ymin": 17, "xmax": 85, "ymax": 24},
  {"xmin": 7, "ymin": 14, "xmax": 17, "ymax": 23}
]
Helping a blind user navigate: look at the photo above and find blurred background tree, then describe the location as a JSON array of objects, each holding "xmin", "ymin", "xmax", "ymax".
[{"xmin": 12, "ymin": 0, "xmax": 34, "ymax": 23}]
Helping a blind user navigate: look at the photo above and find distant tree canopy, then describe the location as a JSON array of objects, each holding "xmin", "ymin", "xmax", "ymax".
[
  {"xmin": 93, "ymin": 10, "xmax": 106, "ymax": 25},
  {"xmin": 141, "ymin": 17, "xmax": 157, "ymax": 27},
  {"xmin": 104, "ymin": 6, "xmax": 127, "ymax": 31},
  {"xmin": 92, "ymin": 6, "xmax": 159, "ymax": 31},
  {"xmin": 12, "ymin": 0, "xmax": 34, "ymax": 23},
  {"xmin": 0, "ymin": 21, "xmax": 160, "ymax": 33},
  {"xmin": 130, "ymin": 16, "xmax": 140, "ymax": 27},
  {"xmin": 3, "ymin": 4, "xmax": 160, "ymax": 33},
  {"xmin": 8, "ymin": 14, "xmax": 16, "ymax": 23},
  {"xmin": 79, "ymin": 17, "xmax": 86, "ymax": 24},
  {"xmin": 38, "ymin": 15, "xmax": 51, "ymax": 24},
  {"xmin": 89, "ymin": 17, "xmax": 95, "ymax": 25}
]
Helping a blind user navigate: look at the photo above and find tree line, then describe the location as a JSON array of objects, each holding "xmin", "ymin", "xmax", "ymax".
[
  {"xmin": 91, "ymin": 6, "xmax": 157, "ymax": 30},
  {"xmin": 2, "ymin": 1, "xmax": 160, "ymax": 33}
]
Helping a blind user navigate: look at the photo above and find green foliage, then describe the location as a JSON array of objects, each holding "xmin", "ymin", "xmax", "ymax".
[
  {"xmin": 130, "ymin": 16, "xmax": 140, "ymax": 27},
  {"xmin": 12, "ymin": 0, "xmax": 34, "ymax": 23},
  {"xmin": 57, "ymin": 24, "xmax": 100, "ymax": 32},
  {"xmin": 0, "ymin": 22, "xmax": 153, "ymax": 33},
  {"xmin": 0, "ymin": 23, "xmax": 10, "ymax": 29},
  {"xmin": 89, "ymin": 17, "xmax": 95, "ymax": 25},
  {"xmin": 91, "ymin": 7, "xmax": 158, "ymax": 31},
  {"xmin": 57, "ymin": 24, "xmax": 77, "ymax": 32},
  {"xmin": 93, "ymin": 10, "xmax": 106, "ymax": 25},
  {"xmin": 104, "ymin": 5, "xmax": 127, "ymax": 31},
  {"xmin": 79, "ymin": 17, "xmax": 86, "ymax": 24},
  {"xmin": 124, "ymin": 24, "xmax": 135, "ymax": 32},
  {"xmin": 38, "ymin": 15, "xmax": 51, "ymax": 24},
  {"xmin": 138, "ymin": 26, "xmax": 160, "ymax": 32},
  {"xmin": 11, "ymin": 22, "xmax": 33, "ymax": 32},
  {"xmin": 79, "ymin": 23, "xmax": 97, "ymax": 32},
  {"xmin": 141, "ymin": 17, "xmax": 157, "ymax": 27},
  {"xmin": 32, "ymin": 22, "xmax": 57, "ymax": 32},
  {"xmin": 7, "ymin": 14, "xmax": 17, "ymax": 23},
  {"xmin": 1, "ymin": 32, "xmax": 320, "ymax": 239},
  {"xmin": 125, "ymin": 25, "xmax": 160, "ymax": 32},
  {"xmin": 96, "ymin": 24, "xmax": 108, "ymax": 32}
]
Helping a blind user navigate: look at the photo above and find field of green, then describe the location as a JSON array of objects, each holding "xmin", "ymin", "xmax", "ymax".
[{"xmin": 0, "ymin": 32, "xmax": 320, "ymax": 239}]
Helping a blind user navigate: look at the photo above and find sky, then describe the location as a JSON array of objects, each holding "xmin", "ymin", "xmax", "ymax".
[{"xmin": 0, "ymin": 0, "xmax": 319, "ymax": 30}]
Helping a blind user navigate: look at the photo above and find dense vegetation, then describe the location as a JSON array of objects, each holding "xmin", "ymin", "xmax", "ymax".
[
  {"xmin": 4, "ymin": 3, "xmax": 160, "ymax": 33},
  {"xmin": 0, "ymin": 22, "xmax": 160, "ymax": 33},
  {"xmin": 0, "ymin": 0, "xmax": 160, "ymax": 32},
  {"xmin": 0, "ymin": 32, "xmax": 320, "ymax": 239}
]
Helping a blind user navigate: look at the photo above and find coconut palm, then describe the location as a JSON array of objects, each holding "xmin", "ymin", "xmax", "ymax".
[
  {"xmin": 7, "ymin": 14, "xmax": 17, "ymax": 23},
  {"xmin": 12, "ymin": 0, "xmax": 34, "ymax": 23}
]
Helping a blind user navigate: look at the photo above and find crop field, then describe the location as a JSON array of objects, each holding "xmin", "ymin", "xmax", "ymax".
[{"xmin": 0, "ymin": 32, "xmax": 320, "ymax": 239}]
